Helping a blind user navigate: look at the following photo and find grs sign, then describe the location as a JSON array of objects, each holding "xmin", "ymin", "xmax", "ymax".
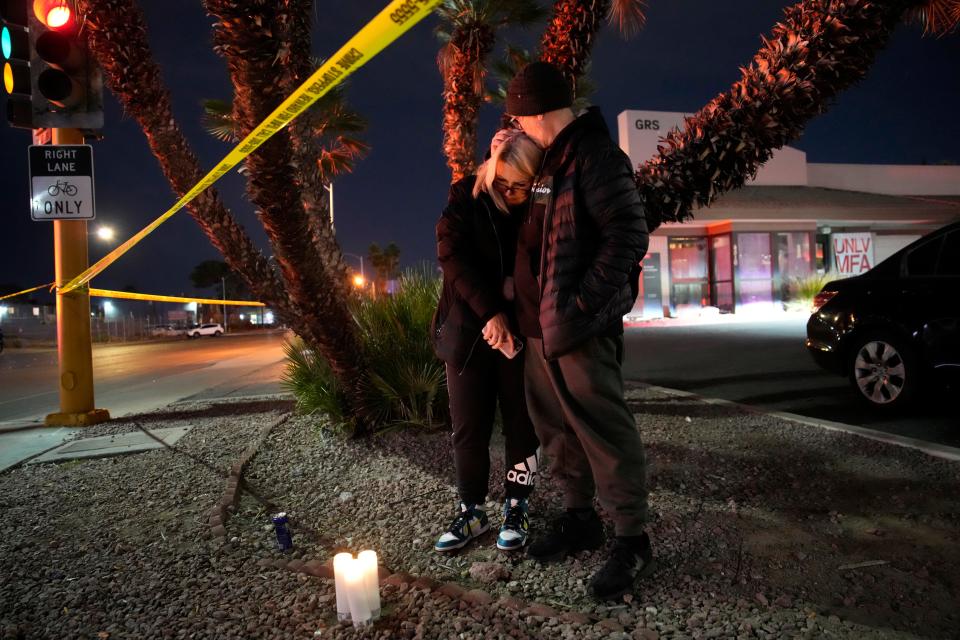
[{"xmin": 635, "ymin": 119, "xmax": 660, "ymax": 131}]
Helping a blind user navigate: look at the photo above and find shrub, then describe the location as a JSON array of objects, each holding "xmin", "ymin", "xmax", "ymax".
[
  {"xmin": 790, "ymin": 273, "xmax": 835, "ymax": 304},
  {"xmin": 282, "ymin": 266, "xmax": 448, "ymax": 432}
]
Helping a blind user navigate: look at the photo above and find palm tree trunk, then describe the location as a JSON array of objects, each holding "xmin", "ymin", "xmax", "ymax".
[
  {"xmin": 539, "ymin": 0, "xmax": 610, "ymax": 94},
  {"xmin": 281, "ymin": 0, "xmax": 353, "ymax": 292},
  {"xmin": 76, "ymin": 0, "xmax": 291, "ymax": 320},
  {"xmin": 440, "ymin": 23, "xmax": 496, "ymax": 182},
  {"xmin": 204, "ymin": 0, "xmax": 374, "ymax": 433},
  {"xmin": 637, "ymin": 0, "xmax": 946, "ymax": 226}
]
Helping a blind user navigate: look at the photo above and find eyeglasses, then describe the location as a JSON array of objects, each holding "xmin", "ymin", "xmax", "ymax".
[{"xmin": 493, "ymin": 177, "xmax": 531, "ymax": 195}]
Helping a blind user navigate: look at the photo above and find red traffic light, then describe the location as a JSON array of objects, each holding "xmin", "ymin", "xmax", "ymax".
[{"xmin": 33, "ymin": 0, "xmax": 73, "ymax": 31}]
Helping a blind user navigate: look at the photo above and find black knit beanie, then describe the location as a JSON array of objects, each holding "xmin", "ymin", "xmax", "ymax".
[{"xmin": 505, "ymin": 62, "xmax": 573, "ymax": 116}]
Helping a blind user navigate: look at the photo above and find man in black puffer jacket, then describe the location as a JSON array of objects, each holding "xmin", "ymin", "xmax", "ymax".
[{"xmin": 507, "ymin": 62, "xmax": 653, "ymax": 601}]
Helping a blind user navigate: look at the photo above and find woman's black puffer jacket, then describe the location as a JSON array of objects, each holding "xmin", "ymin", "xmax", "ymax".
[{"xmin": 432, "ymin": 176, "xmax": 518, "ymax": 373}]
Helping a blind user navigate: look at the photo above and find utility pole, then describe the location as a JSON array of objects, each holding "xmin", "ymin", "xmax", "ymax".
[
  {"xmin": 45, "ymin": 127, "xmax": 109, "ymax": 426},
  {"xmin": 221, "ymin": 276, "xmax": 227, "ymax": 333}
]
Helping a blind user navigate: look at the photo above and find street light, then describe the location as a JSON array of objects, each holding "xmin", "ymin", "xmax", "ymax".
[
  {"xmin": 352, "ymin": 274, "xmax": 365, "ymax": 288},
  {"xmin": 324, "ymin": 182, "xmax": 334, "ymax": 228},
  {"xmin": 95, "ymin": 225, "xmax": 114, "ymax": 242},
  {"xmin": 343, "ymin": 252, "xmax": 364, "ymax": 278}
]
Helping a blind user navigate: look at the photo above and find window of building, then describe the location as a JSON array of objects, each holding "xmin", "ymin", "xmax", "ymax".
[
  {"xmin": 710, "ymin": 234, "xmax": 734, "ymax": 312},
  {"xmin": 668, "ymin": 237, "xmax": 708, "ymax": 314},
  {"xmin": 736, "ymin": 233, "xmax": 773, "ymax": 307}
]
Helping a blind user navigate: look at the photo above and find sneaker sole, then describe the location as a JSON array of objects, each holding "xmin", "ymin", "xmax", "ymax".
[
  {"xmin": 589, "ymin": 557, "xmax": 658, "ymax": 601},
  {"xmin": 434, "ymin": 522, "xmax": 491, "ymax": 553},
  {"xmin": 496, "ymin": 538, "xmax": 528, "ymax": 551}
]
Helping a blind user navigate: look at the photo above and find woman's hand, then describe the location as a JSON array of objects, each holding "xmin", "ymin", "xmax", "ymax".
[{"xmin": 482, "ymin": 313, "xmax": 511, "ymax": 350}]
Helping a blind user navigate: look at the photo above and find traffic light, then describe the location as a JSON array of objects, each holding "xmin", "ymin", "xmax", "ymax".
[
  {"xmin": 1, "ymin": 0, "xmax": 103, "ymax": 130},
  {"xmin": 30, "ymin": 0, "xmax": 103, "ymax": 128},
  {"xmin": 1, "ymin": 0, "xmax": 32, "ymax": 127}
]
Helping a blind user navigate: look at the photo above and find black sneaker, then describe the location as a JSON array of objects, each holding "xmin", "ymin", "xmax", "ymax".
[
  {"xmin": 527, "ymin": 509, "xmax": 604, "ymax": 562},
  {"xmin": 588, "ymin": 533, "xmax": 655, "ymax": 601}
]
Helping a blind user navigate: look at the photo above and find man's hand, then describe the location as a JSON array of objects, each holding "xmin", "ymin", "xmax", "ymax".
[{"xmin": 482, "ymin": 313, "xmax": 511, "ymax": 350}]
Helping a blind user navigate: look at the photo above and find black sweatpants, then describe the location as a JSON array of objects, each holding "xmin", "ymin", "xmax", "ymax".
[
  {"xmin": 524, "ymin": 335, "xmax": 648, "ymax": 535},
  {"xmin": 446, "ymin": 341, "xmax": 540, "ymax": 506}
]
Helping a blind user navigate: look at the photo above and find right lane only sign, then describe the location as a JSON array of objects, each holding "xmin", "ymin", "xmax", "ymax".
[{"xmin": 28, "ymin": 144, "xmax": 96, "ymax": 221}]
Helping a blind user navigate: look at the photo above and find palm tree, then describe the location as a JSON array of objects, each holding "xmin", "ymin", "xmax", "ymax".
[
  {"xmin": 435, "ymin": 0, "xmax": 543, "ymax": 182},
  {"xmin": 368, "ymin": 242, "xmax": 402, "ymax": 293},
  {"xmin": 539, "ymin": 0, "xmax": 647, "ymax": 94},
  {"xmin": 201, "ymin": 78, "xmax": 369, "ymax": 291},
  {"xmin": 74, "ymin": 0, "xmax": 291, "ymax": 322},
  {"xmin": 203, "ymin": 0, "xmax": 375, "ymax": 432},
  {"xmin": 637, "ymin": 0, "xmax": 960, "ymax": 227}
]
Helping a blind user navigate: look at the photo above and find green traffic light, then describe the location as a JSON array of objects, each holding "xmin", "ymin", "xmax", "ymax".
[{"xmin": 1, "ymin": 26, "xmax": 11, "ymax": 59}]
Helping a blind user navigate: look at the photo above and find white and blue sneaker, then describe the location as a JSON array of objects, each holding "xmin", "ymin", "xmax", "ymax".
[
  {"xmin": 496, "ymin": 498, "xmax": 529, "ymax": 551},
  {"xmin": 434, "ymin": 503, "xmax": 489, "ymax": 552}
]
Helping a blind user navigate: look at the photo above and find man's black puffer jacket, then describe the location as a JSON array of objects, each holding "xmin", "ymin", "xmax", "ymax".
[
  {"xmin": 432, "ymin": 176, "xmax": 516, "ymax": 372},
  {"xmin": 536, "ymin": 107, "xmax": 650, "ymax": 358}
]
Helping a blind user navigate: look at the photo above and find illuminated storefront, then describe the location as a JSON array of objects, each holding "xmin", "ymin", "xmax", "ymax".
[{"xmin": 619, "ymin": 110, "xmax": 960, "ymax": 316}]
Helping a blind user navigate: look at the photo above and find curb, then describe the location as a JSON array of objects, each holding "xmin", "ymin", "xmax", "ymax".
[
  {"xmin": 633, "ymin": 383, "xmax": 960, "ymax": 463},
  {"xmin": 207, "ymin": 412, "xmax": 293, "ymax": 540}
]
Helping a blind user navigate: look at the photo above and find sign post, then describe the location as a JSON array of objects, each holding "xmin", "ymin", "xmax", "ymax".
[{"xmin": 30, "ymin": 130, "xmax": 109, "ymax": 426}]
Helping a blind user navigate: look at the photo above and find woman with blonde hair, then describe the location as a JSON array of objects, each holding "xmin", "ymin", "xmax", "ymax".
[{"xmin": 431, "ymin": 129, "xmax": 543, "ymax": 552}]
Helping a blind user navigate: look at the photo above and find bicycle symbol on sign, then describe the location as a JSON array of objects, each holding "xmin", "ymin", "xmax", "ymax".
[{"xmin": 47, "ymin": 180, "xmax": 79, "ymax": 197}]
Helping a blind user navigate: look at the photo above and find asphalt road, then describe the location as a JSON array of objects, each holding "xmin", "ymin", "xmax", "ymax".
[
  {"xmin": 1, "ymin": 318, "xmax": 954, "ymax": 451},
  {"xmin": 0, "ymin": 331, "xmax": 289, "ymax": 425},
  {"xmin": 622, "ymin": 315, "xmax": 958, "ymax": 448}
]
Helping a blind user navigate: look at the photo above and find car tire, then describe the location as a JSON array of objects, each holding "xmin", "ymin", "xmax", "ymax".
[
  {"xmin": 847, "ymin": 331, "xmax": 918, "ymax": 410},
  {"xmin": 214, "ymin": 331, "xmax": 222, "ymax": 337}
]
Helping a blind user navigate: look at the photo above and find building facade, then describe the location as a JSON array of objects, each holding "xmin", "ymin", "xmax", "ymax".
[{"xmin": 619, "ymin": 110, "xmax": 960, "ymax": 317}]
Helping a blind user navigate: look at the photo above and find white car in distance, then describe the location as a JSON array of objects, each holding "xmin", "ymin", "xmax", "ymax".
[{"xmin": 186, "ymin": 323, "xmax": 224, "ymax": 338}]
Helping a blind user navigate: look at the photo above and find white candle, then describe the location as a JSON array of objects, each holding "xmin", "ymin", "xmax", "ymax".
[
  {"xmin": 343, "ymin": 556, "xmax": 372, "ymax": 626},
  {"xmin": 358, "ymin": 550, "xmax": 381, "ymax": 620},
  {"xmin": 332, "ymin": 553, "xmax": 353, "ymax": 622}
]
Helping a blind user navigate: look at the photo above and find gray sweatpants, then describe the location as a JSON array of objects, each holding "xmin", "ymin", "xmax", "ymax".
[{"xmin": 524, "ymin": 335, "xmax": 648, "ymax": 535}]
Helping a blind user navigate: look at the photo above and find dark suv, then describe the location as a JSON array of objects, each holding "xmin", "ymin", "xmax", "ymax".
[{"xmin": 806, "ymin": 221, "xmax": 960, "ymax": 411}]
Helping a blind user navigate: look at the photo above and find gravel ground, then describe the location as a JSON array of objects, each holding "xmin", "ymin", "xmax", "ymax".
[{"xmin": 1, "ymin": 387, "xmax": 958, "ymax": 640}]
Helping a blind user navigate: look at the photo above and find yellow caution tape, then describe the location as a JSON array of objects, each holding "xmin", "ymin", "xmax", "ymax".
[
  {"xmin": 0, "ymin": 282, "xmax": 55, "ymax": 301},
  {"xmin": 89, "ymin": 288, "xmax": 265, "ymax": 307},
  {"xmin": 60, "ymin": 0, "xmax": 442, "ymax": 294}
]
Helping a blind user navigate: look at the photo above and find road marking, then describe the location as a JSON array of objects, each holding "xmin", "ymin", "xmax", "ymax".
[{"xmin": 635, "ymin": 383, "xmax": 960, "ymax": 463}]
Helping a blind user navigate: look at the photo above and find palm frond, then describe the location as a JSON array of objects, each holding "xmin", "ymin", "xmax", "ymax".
[
  {"xmin": 905, "ymin": 0, "xmax": 960, "ymax": 35},
  {"xmin": 201, "ymin": 98, "xmax": 239, "ymax": 142},
  {"xmin": 608, "ymin": 0, "xmax": 647, "ymax": 39}
]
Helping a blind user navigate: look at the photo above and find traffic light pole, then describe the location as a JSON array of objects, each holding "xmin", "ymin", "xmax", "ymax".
[{"xmin": 44, "ymin": 127, "xmax": 109, "ymax": 426}]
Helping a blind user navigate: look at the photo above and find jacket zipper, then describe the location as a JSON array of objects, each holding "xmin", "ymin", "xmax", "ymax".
[{"xmin": 459, "ymin": 198, "xmax": 504, "ymax": 376}]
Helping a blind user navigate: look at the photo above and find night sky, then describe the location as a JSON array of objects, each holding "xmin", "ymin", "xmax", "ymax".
[{"xmin": 2, "ymin": 0, "xmax": 958, "ymax": 300}]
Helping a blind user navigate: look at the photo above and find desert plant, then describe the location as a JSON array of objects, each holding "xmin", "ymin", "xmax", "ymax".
[{"xmin": 283, "ymin": 267, "xmax": 448, "ymax": 432}]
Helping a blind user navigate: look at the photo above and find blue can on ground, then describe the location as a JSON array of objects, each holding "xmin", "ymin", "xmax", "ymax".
[{"xmin": 272, "ymin": 512, "xmax": 293, "ymax": 551}]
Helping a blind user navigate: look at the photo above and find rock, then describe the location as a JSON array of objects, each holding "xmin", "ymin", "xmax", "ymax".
[
  {"xmin": 561, "ymin": 612, "xmax": 592, "ymax": 625},
  {"xmin": 522, "ymin": 603, "xmax": 557, "ymax": 618},
  {"xmin": 597, "ymin": 618, "xmax": 624, "ymax": 632},
  {"xmin": 632, "ymin": 629, "xmax": 659, "ymax": 640},
  {"xmin": 468, "ymin": 561, "xmax": 510, "ymax": 584},
  {"xmin": 383, "ymin": 572, "xmax": 414, "ymax": 586},
  {"xmin": 755, "ymin": 593, "xmax": 769, "ymax": 606},
  {"xmin": 437, "ymin": 582, "xmax": 465, "ymax": 599},
  {"xmin": 496, "ymin": 596, "xmax": 525, "ymax": 611},
  {"xmin": 461, "ymin": 589, "xmax": 493, "ymax": 607},
  {"xmin": 338, "ymin": 492, "xmax": 353, "ymax": 503}
]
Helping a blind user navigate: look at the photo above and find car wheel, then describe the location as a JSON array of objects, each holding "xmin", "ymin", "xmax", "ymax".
[
  {"xmin": 847, "ymin": 332, "xmax": 918, "ymax": 410},
  {"xmin": 214, "ymin": 331, "xmax": 222, "ymax": 337}
]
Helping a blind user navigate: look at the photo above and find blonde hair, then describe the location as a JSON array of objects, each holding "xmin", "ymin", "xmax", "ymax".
[{"xmin": 473, "ymin": 132, "xmax": 542, "ymax": 213}]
